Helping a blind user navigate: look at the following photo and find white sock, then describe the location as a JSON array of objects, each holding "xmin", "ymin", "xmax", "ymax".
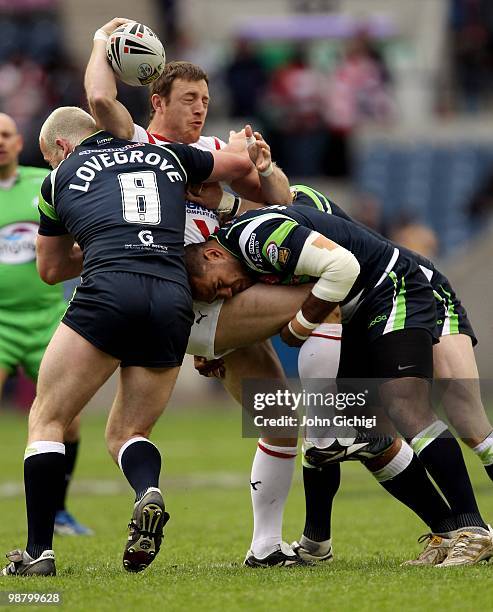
[
  {"xmin": 298, "ymin": 323, "xmax": 342, "ymax": 447},
  {"xmin": 472, "ymin": 432, "xmax": 493, "ymax": 466},
  {"xmin": 298, "ymin": 323, "xmax": 342, "ymax": 381},
  {"xmin": 249, "ymin": 440, "xmax": 297, "ymax": 558}
]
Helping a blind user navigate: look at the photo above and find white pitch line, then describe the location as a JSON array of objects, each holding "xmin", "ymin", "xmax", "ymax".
[{"xmin": 0, "ymin": 472, "xmax": 258, "ymax": 498}]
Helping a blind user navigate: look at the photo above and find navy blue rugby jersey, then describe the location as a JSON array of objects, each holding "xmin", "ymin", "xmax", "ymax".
[
  {"xmin": 290, "ymin": 184, "xmax": 437, "ymax": 280},
  {"xmin": 212, "ymin": 204, "xmax": 399, "ymax": 306},
  {"xmin": 38, "ymin": 131, "xmax": 214, "ymax": 287}
]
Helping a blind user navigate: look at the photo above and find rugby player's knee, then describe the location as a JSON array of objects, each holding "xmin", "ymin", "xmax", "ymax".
[
  {"xmin": 28, "ymin": 397, "xmax": 66, "ymax": 441},
  {"xmin": 105, "ymin": 423, "xmax": 153, "ymax": 461},
  {"xmin": 381, "ymin": 378, "xmax": 436, "ymax": 437}
]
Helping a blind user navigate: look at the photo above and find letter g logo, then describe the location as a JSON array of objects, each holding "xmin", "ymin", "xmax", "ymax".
[{"xmin": 138, "ymin": 230, "xmax": 154, "ymax": 245}]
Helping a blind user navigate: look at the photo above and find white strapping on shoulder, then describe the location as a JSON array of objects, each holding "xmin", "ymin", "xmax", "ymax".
[{"xmin": 294, "ymin": 231, "xmax": 360, "ymax": 303}]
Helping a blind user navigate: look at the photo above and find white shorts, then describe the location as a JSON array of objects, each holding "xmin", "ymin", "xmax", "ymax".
[{"xmin": 186, "ymin": 300, "xmax": 226, "ymax": 359}]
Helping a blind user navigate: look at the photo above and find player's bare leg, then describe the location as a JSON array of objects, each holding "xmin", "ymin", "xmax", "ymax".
[
  {"xmin": 29, "ymin": 323, "xmax": 119, "ymax": 443},
  {"xmin": 434, "ymin": 334, "xmax": 493, "ymax": 467},
  {"xmin": 214, "ymin": 284, "xmax": 311, "ymax": 355},
  {"xmin": 3, "ymin": 323, "xmax": 119, "ymax": 576},
  {"xmin": 105, "ymin": 365, "xmax": 180, "ymax": 573}
]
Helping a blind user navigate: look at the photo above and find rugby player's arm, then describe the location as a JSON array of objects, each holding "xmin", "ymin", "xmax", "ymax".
[
  {"xmin": 167, "ymin": 144, "xmax": 253, "ymax": 194},
  {"xmin": 84, "ymin": 19, "xmax": 135, "ymax": 140},
  {"xmin": 225, "ymin": 125, "xmax": 291, "ymax": 205},
  {"xmin": 37, "ymin": 174, "xmax": 83, "ymax": 284},
  {"xmin": 281, "ymin": 231, "xmax": 360, "ymax": 347},
  {"xmin": 229, "ymin": 165, "xmax": 290, "ymax": 206},
  {"xmin": 36, "ymin": 235, "xmax": 83, "ymax": 285},
  {"xmin": 203, "ymin": 150, "xmax": 253, "ymax": 183}
]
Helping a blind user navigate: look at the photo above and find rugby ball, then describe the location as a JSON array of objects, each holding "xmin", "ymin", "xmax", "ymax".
[{"xmin": 106, "ymin": 22, "xmax": 165, "ymax": 86}]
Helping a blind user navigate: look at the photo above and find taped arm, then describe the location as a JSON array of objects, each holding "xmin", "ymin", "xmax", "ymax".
[
  {"xmin": 284, "ymin": 231, "xmax": 360, "ymax": 343},
  {"xmin": 229, "ymin": 162, "xmax": 291, "ymax": 205}
]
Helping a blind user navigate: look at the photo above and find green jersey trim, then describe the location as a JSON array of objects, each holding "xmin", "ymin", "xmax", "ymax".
[
  {"xmin": 439, "ymin": 284, "xmax": 459, "ymax": 335},
  {"xmin": 38, "ymin": 194, "xmax": 59, "ymax": 221},
  {"xmin": 384, "ymin": 271, "xmax": 407, "ymax": 333},
  {"xmin": 261, "ymin": 220, "xmax": 298, "ymax": 271},
  {"xmin": 291, "ymin": 184, "xmax": 332, "ymax": 213},
  {"xmin": 235, "ymin": 213, "xmax": 295, "ymax": 272}
]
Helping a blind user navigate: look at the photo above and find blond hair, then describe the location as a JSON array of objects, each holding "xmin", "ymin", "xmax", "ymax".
[{"xmin": 39, "ymin": 107, "xmax": 97, "ymax": 153}]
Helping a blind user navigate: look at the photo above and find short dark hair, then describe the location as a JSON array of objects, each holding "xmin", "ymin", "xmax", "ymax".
[
  {"xmin": 149, "ymin": 61, "xmax": 209, "ymax": 119},
  {"xmin": 184, "ymin": 242, "xmax": 210, "ymax": 279}
]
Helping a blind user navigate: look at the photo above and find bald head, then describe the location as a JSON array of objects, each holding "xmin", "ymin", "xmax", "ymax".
[
  {"xmin": 0, "ymin": 113, "xmax": 22, "ymax": 178},
  {"xmin": 39, "ymin": 106, "xmax": 97, "ymax": 169}
]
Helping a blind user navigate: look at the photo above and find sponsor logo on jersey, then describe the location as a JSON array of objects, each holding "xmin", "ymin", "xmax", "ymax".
[
  {"xmin": 80, "ymin": 143, "xmax": 142, "ymax": 155},
  {"xmin": 138, "ymin": 230, "xmax": 154, "ymax": 245},
  {"xmin": 278, "ymin": 247, "xmax": 290, "ymax": 266},
  {"xmin": 248, "ymin": 233, "xmax": 257, "ymax": 255},
  {"xmin": 248, "ymin": 233, "xmax": 262, "ymax": 264},
  {"xmin": 266, "ymin": 242, "xmax": 279, "ymax": 265},
  {"xmin": 195, "ymin": 311, "xmax": 208, "ymax": 325},
  {"xmin": 96, "ymin": 137, "xmax": 113, "ymax": 145},
  {"xmin": 368, "ymin": 314, "xmax": 387, "ymax": 328},
  {"xmin": 0, "ymin": 222, "xmax": 37, "ymax": 264},
  {"xmin": 124, "ymin": 230, "xmax": 168, "ymax": 252},
  {"xmin": 185, "ymin": 202, "xmax": 218, "ymax": 220}
]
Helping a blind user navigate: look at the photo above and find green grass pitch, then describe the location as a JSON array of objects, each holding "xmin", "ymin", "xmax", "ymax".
[{"xmin": 0, "ymin": 405, "xmax": 491, "ymax": 611}]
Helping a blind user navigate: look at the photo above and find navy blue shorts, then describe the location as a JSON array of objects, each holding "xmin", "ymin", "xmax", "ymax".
[
  {"xmin": 431, "ymin": 269, "xmax": 477, "ymax": 346},
  {"xmin": 339, "ymin": 257, "xmax": 436, "ymax": 379},
  {"xmin": 63, "ymin": 272, "xmax": 193, "ymax": 367},
  {"xmin": 344, "ymin": 256, "xmax": 437, "ymax": 345}
]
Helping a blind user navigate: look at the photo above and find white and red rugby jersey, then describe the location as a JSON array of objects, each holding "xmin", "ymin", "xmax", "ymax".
[{"xmin": 132, "ymin": 124, "xmax": 225, "ymax": 245}]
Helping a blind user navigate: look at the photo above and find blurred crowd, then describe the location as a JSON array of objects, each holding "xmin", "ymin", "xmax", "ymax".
[
  {"xmin": 449, "ymin": 0, "xmax": 493, "ymax": 113},
  {"xmin": 0, "ymin": 7, "xmax": 151, "ymax": 167},
  {"xmin": 223, "ymin": 33, "xmax": 394, "ymax": 179},
  {"xmin": 0, "ymin": 10, "xmax": 82, "ymax": 166}
]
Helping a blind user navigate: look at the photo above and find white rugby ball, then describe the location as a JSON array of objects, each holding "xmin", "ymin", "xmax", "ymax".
[{"xmin": 106, "ymin": 22, "xmax": 165, "ymax": 86}]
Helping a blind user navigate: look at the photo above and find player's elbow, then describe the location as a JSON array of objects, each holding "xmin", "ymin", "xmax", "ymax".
[
  {"xmin": 88, "ymin": 92, "xmax": 113, "ymax": 113},
  {"xmin": 312, "ymin": 249, "xmax": 361, "ymax": 303},
  {"xmin": 88, "ymin": 94, "xmax": 133, "ymax": 140},
  {"xmin": 38, "ymin": 269, "xmax": 59, "ymax": 285},
  {"xmin": 37, "ymin": 261, "xmax": 60, "ymax": 285},
  {"xmin": 342, "ymin": 251, "xmax": 361, "ymax": 285}
]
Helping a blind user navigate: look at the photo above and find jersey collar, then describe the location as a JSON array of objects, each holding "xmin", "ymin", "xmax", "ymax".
[
  {"xmin": 151, "ymin": 132, "xmax": 176, "ymax": 143},
  {"xmin": 78, "ymin": 130, "xmax": 115, "ymax": 146}
]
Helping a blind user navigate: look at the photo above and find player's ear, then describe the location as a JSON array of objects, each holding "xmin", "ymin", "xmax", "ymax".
[
  {"xmin": 203, "ymin": 245, "xmax": 227, "ymax": 262},
  {"xmin": 55, "ymin": 138, "xmax": 72, "ymax": 160},
  {"xmin": 151, "ymin": 94, "xmax": 164, "ymax": 114}
]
